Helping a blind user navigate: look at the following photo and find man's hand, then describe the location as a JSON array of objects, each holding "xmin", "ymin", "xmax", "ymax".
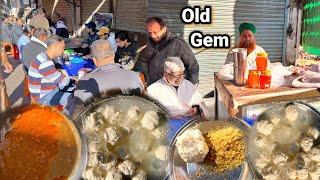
[
  {"xmin": 82, "ymin": 43, "xmax": 89, "ymax": 48},
  {"xmin": 186, "ymin": 107, "xmax": 198, "ymax": 117},
  {"xmin": 3, "ymin": 62, "xmax": 13, "ymax": 73}
]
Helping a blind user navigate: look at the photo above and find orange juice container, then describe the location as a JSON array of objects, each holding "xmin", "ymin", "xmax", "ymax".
[
  {"xmin": 256, "ymin": 52, "xmax": 268, "ymax": 71},
  {"xmin": 247, "ymin": 70, "xmax": 260, "ymax": 88},
  {"xmin": 260, "ymin": 70, "xmax": 271, "ymax": 89}
]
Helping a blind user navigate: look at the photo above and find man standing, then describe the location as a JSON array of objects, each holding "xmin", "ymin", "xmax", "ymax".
[
  {"xmin": 74, "ymin": 39, "xmax": 144, "ymax": 104},
  {"xmin": 22, "ymin": 28, "xmax": 48, "ymax": 71},
  {"xmin": 28, "ymin": 35, "xmax": 75, "ymax": 116},
  {"xmin": 0, "ymin": 43, "xmax": 13, "ymax": 112},
  {"xmin": 224, "ymin": 22, "xmax": 268, "ymax": 69},
  {"xmin": 135, "ymin": 17, "xmax": 199, "ymax": 85}
]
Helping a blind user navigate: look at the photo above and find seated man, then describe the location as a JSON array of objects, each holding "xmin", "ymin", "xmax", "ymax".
[
  {"xmin": 224, "ymin": 22, "xmax": 269, "ymax": 69},
  {"xmin": 115, "ymin": 31, "xmax": 139, "ymax": 65},
  {"xmin": 97, "ymin": 26, "xmax": 117, "ymax": 53},
  {"xmin": 147, "ymin": 56, "xmax": 207, "ymax": 118},
  {"xmin": 147, "ymin": 56, "xmax": 207, "ymax": 139},
  {"xmin": 51, "ymin": 12, "xmax": 69, "ymax": 38},
  {"xmin": 74, "ymin": 39, "xmax": 144, "ymax": 105},
  {"xmin": 28, "ymin": 35, "xmax": 75, "ymax": 116},
  {"xmin": 81, "ymin": 21, "xmax": 99, "ymax": 55}
]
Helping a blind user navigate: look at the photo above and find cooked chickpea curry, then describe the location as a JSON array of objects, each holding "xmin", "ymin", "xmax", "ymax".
[{"xmin": 0, "ymin": 106, "xmax": 79, "ymax": 180}]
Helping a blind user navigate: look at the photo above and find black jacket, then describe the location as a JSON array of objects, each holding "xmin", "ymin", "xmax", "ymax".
[{"xmin": 135, "ymin": 31, "xmax": 199, "ymax": 85}]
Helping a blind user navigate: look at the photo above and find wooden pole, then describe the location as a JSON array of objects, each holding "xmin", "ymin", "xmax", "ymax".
[{"xmin": 285, "ymin": 0, "xmax": 299, "ymax": 65}]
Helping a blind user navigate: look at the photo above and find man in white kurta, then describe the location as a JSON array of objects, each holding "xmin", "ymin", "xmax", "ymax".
[
  {"xmin": 224, "ymin": 22, "xmax": 269, "ymax": 70},
  {"xmin": 147, "ymin": 57, "xmax": 206, "ymax": 119}
]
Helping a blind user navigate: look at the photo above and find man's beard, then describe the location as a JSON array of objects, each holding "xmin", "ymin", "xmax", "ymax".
[{"xmin": 239, "ymin": 41, "xmax": 256, "ymax": 54}]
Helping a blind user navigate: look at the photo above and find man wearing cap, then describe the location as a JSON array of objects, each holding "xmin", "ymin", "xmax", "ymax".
[
  {"xmin": 97, "ymin": 26, "xmax": 117, "ymax": 52},
  {"xmin": 224, "ymin": 22, "xmax": 268, "ymax": 69},
  {"xmin": 84, "ymin": 21, "xmax": 99, "ymax": 45},
  {"xmin": 82, "ymin": 21, "xmax": 99, "ymax": 55}
]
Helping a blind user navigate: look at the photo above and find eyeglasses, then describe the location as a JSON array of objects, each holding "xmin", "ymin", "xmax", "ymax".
[{"xmin": 165, "ymin": 71, "xmax": 184, "ymax": 79}]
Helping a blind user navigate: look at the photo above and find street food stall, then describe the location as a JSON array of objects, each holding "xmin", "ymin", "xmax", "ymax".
[{"xmin": 214, "ymin": 73, "xmax": 320, "ymax": 121}]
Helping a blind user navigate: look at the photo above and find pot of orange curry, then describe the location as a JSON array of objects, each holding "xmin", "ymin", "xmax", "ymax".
[{"xmin": 0, "ymin": 105, "xmax": 87, "ymax": 180}]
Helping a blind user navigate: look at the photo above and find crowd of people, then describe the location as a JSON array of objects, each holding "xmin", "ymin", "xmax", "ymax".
[{"xmin": 0, "ymin": 8, "xmax": 267, "ymax": 128}]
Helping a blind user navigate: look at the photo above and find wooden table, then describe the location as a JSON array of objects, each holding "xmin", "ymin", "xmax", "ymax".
[{"xmin": 214, "ymin": 73, "xmax": 320, "ymax": 119}]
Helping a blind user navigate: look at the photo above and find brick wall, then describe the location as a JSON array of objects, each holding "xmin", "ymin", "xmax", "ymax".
[{"xmin": 42, "ymin": 0, "xmax": 74, "ymax": 30}]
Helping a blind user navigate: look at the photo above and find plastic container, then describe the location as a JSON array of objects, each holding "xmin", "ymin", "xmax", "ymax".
[
  {"xmin": 256, "ymin": 52, "xmax": 268, "ymax": 71},
  {"xmin": 247, "ymin": 70, "xmax": 260, "ymax": 88},
  {"xmin": 63, "ymin": 57, "xmax": 85, "ymax": 76},
  {"xmin": 259, "ymin": 70, "xmax": 271, "ymax": 89}
]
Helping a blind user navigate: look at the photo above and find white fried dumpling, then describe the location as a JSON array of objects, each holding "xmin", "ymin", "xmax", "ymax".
[
  {"xmin": 270, "ymin": 117, "xmax": 281, "ymax": 126},
  {"xmin": 285, "ymin": 105, "xmax": 299, "ymax": 123},
  {"xmin": 88, "ymin": 142, "xmax": 99, "ymax": 153},
  {"xmin": 273, "ymin": 153, "xmax": 288, "ymax": 166},
  {"xmin": 257, "ymin": 121, "xmax": 273, "ymax": 136},
  {"xmin": 155, "ymin": 145, "xmax": 168, "ymax": 161},
  {"xmin": 82, "ymin": 168, "xmax": 95, "ymax": 180},
  {"xmin": 309, "ymin": 163, "xmax": 320, "ymax": 180},
  {"xmin": 254, "ymin": 136, "xmax": 268, "ymax": 148},
  {"xmin": 308, "ymin": 148, "xmax": 320, "ymax": 162},
  {"xmin": 296, "ymin": 168, "xmax": 309, "ymax": 180},
  {"xmin": 98, "ymin": 152, "xmax": 118, "ymax": 171},
  {"xmin": 307, "ymin": 127, "xmax": 320, "ymax": 140},
  {"xmin": 105, "ymin": 168, "xmax": 122, "ymax": 180},
  {"xmin": 141, "ymin": 111, "xmax": 159, "ymax": 130},
  {"xmin": 132, "ymin": 169, "xmax": 147, "ymax": 180},
  {"xmin": 261, "ymin": 166, "xmax": 278, "ymax": 180},
  {"xmin": 83, "ymin": 113, "xmax": 96, "ymax": 133},
  {"xmin": 300, "ymin": 137, "xmax": 313, "ymax": 152},
  {"xmin": 101, "ymin": 105, "xmax": 116, "ymax": 119},
  {"xmin": 104, "ymin": 127, "xmax": 121, "ymax": 145},
  {"xmin": 152, "ymin": 128, "xmax": 164, "ymax": 140},
  {"xmin": 118, "ymin": 160, "xmax": 136, "ymax": 176},
  {"xmin": 87, "ymin": 152, "xmax": 99, "ymax": 167},
  {"xmin": 176, "ymin": 129, "xmax": 209, "ymax": 163},
  {"xmin": 255, "ymin": 154, "xmax": 270, "ymax": 170},
  {"xmin": 100, "ymin": 106, "xmax": 119, "ymax": 124},
  {"xmin": 127, "ymin": 105, "xmax": 141, "ymax": 123},
  {"xmin": 288, "ymin": 168, "xmax": 297, "ymax": 180}
]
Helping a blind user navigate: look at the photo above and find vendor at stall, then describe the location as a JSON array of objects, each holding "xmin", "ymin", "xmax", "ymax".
[
  {"xmin": 147, "ymin": 56, "xmax": 207, "ymax": 119},
  {"xmin": 28, "ymin": 35, "xmax": 76, "ymax": 116},
  {"xmin": 224, "ymin": 22, "xmax": 269, "ymax": 69}
]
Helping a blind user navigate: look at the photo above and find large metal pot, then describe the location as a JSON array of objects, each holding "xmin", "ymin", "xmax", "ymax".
[
  {"xmin": 247, "ymin": 101, "xmax": 320, "ymax": 179},
  {"xmin": 0, "ymin": 105, "xmax": 87, "ymax": 179},
  {"xmin": 73, "ymin": 94, "xmax": 171, "ymax": 180}
]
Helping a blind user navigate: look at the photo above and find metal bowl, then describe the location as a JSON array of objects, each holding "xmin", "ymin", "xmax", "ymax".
[
  {"xmin": 168, "ymin": 117, "xmax": 252, "ymax": 180},
  {"xmin": 0, "ymin": 105, "xmax": 87, "ymax": 179},
  {"xmin": 73, "ymin": 95, "xmax": 171, "ymax": 180},
  {"xmin": 247, "ymin": 101, "xmax": 320, "ymax": 179}
]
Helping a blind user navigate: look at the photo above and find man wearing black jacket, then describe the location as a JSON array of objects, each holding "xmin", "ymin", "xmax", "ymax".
[{"xmin": 135, "ymin": 17, "xmax": 199, "ymax": 86}]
